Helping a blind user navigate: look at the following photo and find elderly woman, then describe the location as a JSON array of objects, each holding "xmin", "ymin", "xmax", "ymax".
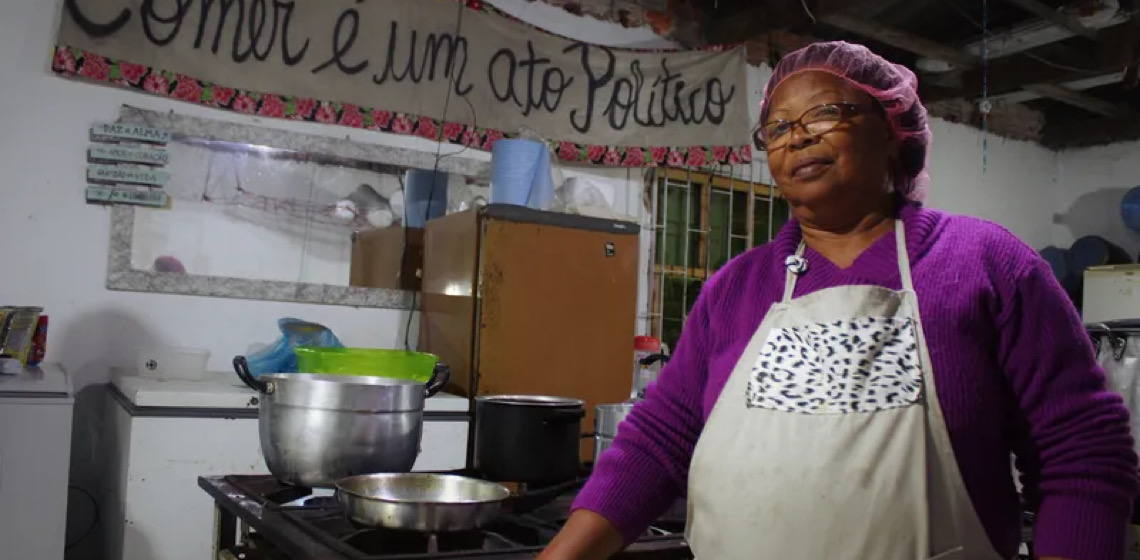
[{"xmin": 538, "ymin": 41, "xmax": 1138, "ymax": 560}]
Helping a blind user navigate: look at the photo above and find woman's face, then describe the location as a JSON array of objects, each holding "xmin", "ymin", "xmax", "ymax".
[{"xmin": 765, "ymin": 71, "xmax": 895, "ymax": 218}]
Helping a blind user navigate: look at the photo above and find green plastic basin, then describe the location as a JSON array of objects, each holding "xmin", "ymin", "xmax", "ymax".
[{"xmin": 293, "ymin": 347, "xmax": 439, "ymax": 383}]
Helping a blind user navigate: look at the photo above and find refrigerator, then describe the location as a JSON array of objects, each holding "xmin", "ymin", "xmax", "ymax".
[
  {"xmin": 1083, "ymin": 264, "xmax": 1140, "ymax": 323},
  {"xmin": 420, "ymin": 205, "xmax": 641, "ymax": 463},
  {"xmin": 0, "ymin": 364, "xmax": 74, "ymax": 560}
]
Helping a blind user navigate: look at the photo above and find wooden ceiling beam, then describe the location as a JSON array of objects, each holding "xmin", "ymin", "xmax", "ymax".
[
  {"xmin": 702, "ymin": 0, "xmax": 909, "ymax": 45},
  {"xmin": 817, "ymin": 13, "xmax": 978, "ymax": 67},
  {"xmin": 816, "ymin": 0, "xmax": 909, "ymax": 16},
  {"xmin": 1022, "ymin": 83, "xmax": 1134, "ymax": 117},
  {"xmin": 999, "ymin": 0, "xmax": 1098, "ymax": 39},
  {"xmin": 923, "ymin": 22, "xmax": 1137, "ymax": 102},
  {"xmin": 1041, "ymin": 115, "xmax": 1140, "ymax": 149},
  {"xmin": 871, "ymin": 0, "xmax": 919, "ymax": 16},
  {"xmin": 926, "ymin": 58, "xmax": 1087, "ymax": 101}
]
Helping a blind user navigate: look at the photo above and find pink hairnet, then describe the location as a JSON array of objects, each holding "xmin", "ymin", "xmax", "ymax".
[{"xmin": 758, "ymin": 41, "xmax": 932, "ymax": 203}]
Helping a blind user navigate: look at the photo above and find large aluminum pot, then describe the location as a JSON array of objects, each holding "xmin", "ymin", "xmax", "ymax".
[
  {"xmin": 594, "ymin": 403, "xmax": 635, "ymax": 460},
  {"xmin": 234, "ymin": 356, "xmax": 450, "ymax": 487}
]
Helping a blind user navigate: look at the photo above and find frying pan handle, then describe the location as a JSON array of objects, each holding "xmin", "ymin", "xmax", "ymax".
[
  {"xmin": 424, "ymin": 363, "xmax": 451, "ymax": 398},
  {"xmin": 233, "ymin": 356, "xmax": 271, "ymax": 394},
  {"xmin": 507, "ymin": 478, "xmax": 585, "ymax": 515}
]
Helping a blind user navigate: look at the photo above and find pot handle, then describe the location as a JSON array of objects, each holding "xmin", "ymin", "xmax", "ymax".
[
  {"xmin": 424, "ymin": 363, "xmax": 451, "ymax": 398},
  {"xmin": 639, "ymin": 352, "xmax": 670, "ymax": 367},
  {"xmin": 233, "ymin": 356, "xmax": 271, "ymax": 394},
  {"xmin": 542, "ymin": 408, "xmax": 586, "ymax": 425}
]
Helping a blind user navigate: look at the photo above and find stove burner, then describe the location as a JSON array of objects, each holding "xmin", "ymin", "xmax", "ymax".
[{"xmin": 205, "ymin": 474, "xmax": 692, "ymax": 559}]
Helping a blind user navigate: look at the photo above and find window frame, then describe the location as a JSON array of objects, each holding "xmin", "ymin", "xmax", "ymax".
[{"xmin": 645, "ymin": 167, "xmax": 787, "ymax": 350}]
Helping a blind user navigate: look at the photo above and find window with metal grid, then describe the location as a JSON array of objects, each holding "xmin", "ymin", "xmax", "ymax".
[{"xmin": 645, "ymin": 166, "xmax": 789, "ymax": 351}]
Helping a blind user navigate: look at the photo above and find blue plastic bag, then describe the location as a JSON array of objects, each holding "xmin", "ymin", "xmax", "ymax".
[{"xmin": 244, "ymin": 318, "xmax": 343, "ymax": 376}]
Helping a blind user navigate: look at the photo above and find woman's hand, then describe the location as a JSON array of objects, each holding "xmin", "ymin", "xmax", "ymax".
[{"xmin": 537, "ymin": 510, "xmax": 625, "ymax": 560}]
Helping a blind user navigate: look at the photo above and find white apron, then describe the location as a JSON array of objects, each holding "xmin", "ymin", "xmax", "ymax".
[{"xmin": 685, "ymin": 221, "xmax": 1004, "ymax": 560}]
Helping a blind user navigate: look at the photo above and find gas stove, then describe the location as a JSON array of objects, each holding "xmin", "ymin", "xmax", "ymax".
[{"xmin": 199, "ymin": 474, "xmax": 691, "ymax": 559}]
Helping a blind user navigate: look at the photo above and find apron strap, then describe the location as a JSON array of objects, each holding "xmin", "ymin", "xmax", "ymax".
[{"xmin": 894, "ymin": 219, "xmax": 914, "ymax": 292}]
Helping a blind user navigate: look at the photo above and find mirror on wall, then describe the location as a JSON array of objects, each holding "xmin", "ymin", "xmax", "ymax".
[{"xmin": 106, "ymin": 106, "xmax": 490, "ymax": 308}]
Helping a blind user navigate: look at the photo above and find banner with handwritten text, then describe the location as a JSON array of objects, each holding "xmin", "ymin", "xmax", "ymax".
[{"xmin": 53, "ymin": 0, "xmax": 752, "ymax": 166}]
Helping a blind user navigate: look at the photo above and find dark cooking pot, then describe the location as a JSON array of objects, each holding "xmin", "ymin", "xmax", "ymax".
[{"xmin": 474, "ymin": 395, "xmax": 586, "ymax": 484}]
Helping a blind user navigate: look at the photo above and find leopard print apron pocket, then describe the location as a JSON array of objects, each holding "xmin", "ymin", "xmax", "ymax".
[{"xmin": 746, "ymin": 316, "xmax": 923, "ymax": 414}]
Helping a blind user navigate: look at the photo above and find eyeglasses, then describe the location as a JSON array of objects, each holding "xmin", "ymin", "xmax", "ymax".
[{"xmin": 755, "ymin": 102, "xmax": 865, "ymax": 151}]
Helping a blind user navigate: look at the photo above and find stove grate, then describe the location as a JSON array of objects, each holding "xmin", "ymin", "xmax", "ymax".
[
  {"xmin": 278, "ymin": 505, "xmax": 560, "ymax": 559},
  {"xmin": 223, "ymin": 475, "xmax": 312, "ymax": 508}
]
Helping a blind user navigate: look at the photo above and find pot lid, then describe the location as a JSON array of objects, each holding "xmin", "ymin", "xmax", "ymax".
[
  {"xmin": 596, "ymin": 402, "xmax": 637, "ymax": 412},
  {"xmin": 476, "ymin": 395, "xmax": 584, "ymax": 407}
]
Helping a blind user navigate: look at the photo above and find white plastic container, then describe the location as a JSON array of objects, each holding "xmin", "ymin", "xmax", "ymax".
[
  {"xmin": 632, "ymin": 336, "xmax": 663, "ymax": 400},
  {"xmin": 136, "ymin": 347, "xmax": 211, "ymax": 381}
]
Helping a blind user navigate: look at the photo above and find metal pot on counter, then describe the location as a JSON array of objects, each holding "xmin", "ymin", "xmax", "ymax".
[
  {"xmin": 594, "ymin": 401, "xmax": 689, "ymax": 521},
  {"xmin": 233, "ymin": 356, "xmax": 450, "ymax": 487},
  {"xmin": 595, "ymin": 351, "xmax": 668, "ymax": 460},
  {"xmin": 594, "ymin": 402, "xmax": 636, "ymax": 460},
  {"xmin": 473, "ymin": 395, "xmax": 586, "ymax": 483}
]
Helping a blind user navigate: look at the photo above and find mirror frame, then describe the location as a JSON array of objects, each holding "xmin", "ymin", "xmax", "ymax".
[{"xmin": 106, "ymin": 105, "xmax": 490, "ymax": 309}]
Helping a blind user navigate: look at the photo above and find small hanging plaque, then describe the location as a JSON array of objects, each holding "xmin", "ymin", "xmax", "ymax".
[
  {"xmin": 89, "ymin": 122, "xmax": 171, "ymax": 144},
  {"xmin": 85, "ymin": 185, "xmax": 169, "ymax": 208},
  {"xmin": 88, "ymin": 145, "xmax": 170, "ymax": 166},
  {"xmin": 87, "ymin": 164, "xmax": 170, "ymax": 187}
]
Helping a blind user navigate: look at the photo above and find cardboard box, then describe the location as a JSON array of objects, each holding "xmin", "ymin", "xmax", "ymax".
[{"xmin": 349, "ymin": 226, "xmax": 423, "ymax": 291}]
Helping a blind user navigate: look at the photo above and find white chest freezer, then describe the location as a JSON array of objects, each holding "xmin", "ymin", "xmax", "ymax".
[{"xmin": 0, "ymin": 364, "xmax": 75, "ymax": 560}]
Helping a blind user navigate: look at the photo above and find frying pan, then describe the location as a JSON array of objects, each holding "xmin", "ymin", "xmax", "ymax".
[{"xmin": 334, "ymin": 473, "xmax": 583, "ymax": 532}]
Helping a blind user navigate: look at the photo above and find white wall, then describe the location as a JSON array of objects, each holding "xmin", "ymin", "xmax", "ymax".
[
  {"xmin": 1, "ymin": 0, "xmax": 1062, "ymax": 556},
  {"xmin": 1054, "ymin": 141, "xmax": 1140, "ymax": 257},
  {"xmin": 925, "ymin": 121, "xmax": 1058, "ymax": 249}
]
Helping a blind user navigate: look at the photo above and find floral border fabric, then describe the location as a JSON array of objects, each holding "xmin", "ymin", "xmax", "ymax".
[{"xmin": 49, "ymin": 1, "xmax": 751, "ymax": 167}]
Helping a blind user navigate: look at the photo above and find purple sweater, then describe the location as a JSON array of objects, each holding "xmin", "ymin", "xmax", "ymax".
[{"xmin": 574, "ymin": 205, "xmax": 1138, "ymax": 560}]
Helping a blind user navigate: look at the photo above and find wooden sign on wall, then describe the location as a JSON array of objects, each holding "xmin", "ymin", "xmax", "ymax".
[{"xmin": 85, "ymin": 120, "xmax": 172, "ymax": 208}]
